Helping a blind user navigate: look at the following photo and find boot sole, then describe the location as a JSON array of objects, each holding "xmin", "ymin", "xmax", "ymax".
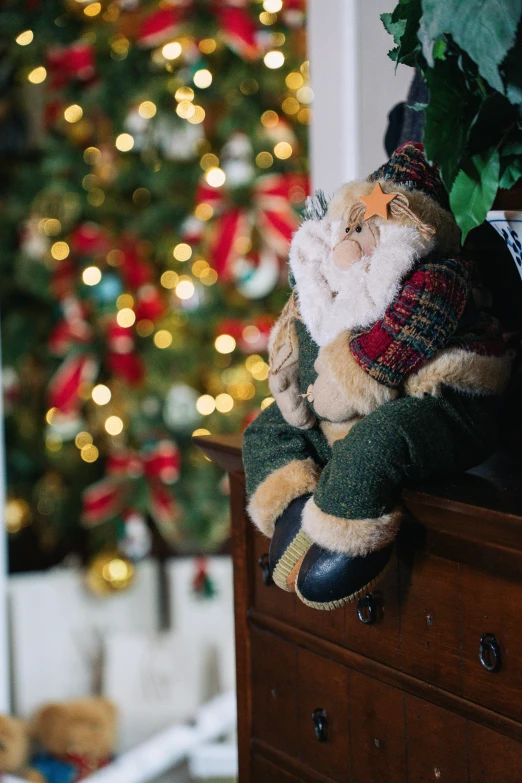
[
  {"xmin": 295, "ymin": 557, "xmax": 392, "ymax": 611},
  {"xmin": 272, "ymin": 530, "xmax": 313, "ymax": 592}
]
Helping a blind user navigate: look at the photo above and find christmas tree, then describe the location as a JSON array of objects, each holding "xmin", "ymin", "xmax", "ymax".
[{"xmin": 1, "ymin": 0, "xmax": 309, "ymax": 580}]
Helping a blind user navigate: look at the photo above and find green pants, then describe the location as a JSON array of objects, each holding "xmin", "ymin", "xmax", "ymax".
[{"xmin": 243, "ymin": 388, "xmax": 498, "ymax": 522}]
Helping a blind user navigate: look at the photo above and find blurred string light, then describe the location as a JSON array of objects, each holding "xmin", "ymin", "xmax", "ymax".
[
  {"xmin": 43, "ymin": 219, "xmax": 61, "ymax": 236},
  {"xmin": 195, "ymin": 203, "xmax": 214, "ymax": 221},
  {"xmin": 188, "ymin": 106, "xmax": 205, "ymax": 124},
  {"xmin": 196, "ymin": 395, "xmax": 216, "ymax": 415},
  {"xmin": 64, "ymin": 104, "xmax": 83, "ymax": 123},
  {"xmin": 274, "ymin": 141, "xmax": 293, "ymax": 159},
  {"xmin": 215, "ymin": 334, "xmax": 236, "ymax": 354},
  {"xmin": 175, "ymin": 278, "xmax": 195, "ymax": 299},
  {"xmin": 16, "ymin": 30, "xmax": 34, "ymax": 46},
  {"xmin": 205, "ymin": 167, "xmax": 226, "ymax": 187},
  {"xmin": 173, "ymin": 243, "xmax": 192, "ymax": 261},
  {"xmin": 116, "ymin": 307, "xmax": 136, "ymax": 327},
  {"xmin": 116, "ymin": 293, "xmax": 134, "ymax": 309},
  {"xmin": 263, "ymin": 0, "xmax": 283, "ymax": 11},
  {"xmin": 193, "ymin": 428, "xmax": 211, "ymax": 437},
  {"xmin": 175, "ymin": 86, "xmax": 194, "ymax": 102},
  {"xmin": 193, "ymin": 69, "xmax": 212, "ymax": 89},
  {"xmin": 28, "ymin": 66, "xmax": 46, "ymax": 84},
  {"xmin": 105, "ymin": 416, "xmax": 124, "ymax": 435},
  {"xmin": 51, "ymin": 241, "xmax": 69, "ymax": 260},
  {"xmin": 75, "ymin": 432, "xmax": 93, "ymax": 448},
  {"xmin": 115, "ymin": 133, "xmax": 134, "ymax": 152},
  {"xmin": 83, "ymin": 266, "xmax": 102, "ymax": 285},
  {"xmin": 162, "ymin": 41, "xmax": 182, "ymax": 60},
  {"xmin": 215, "ymin": 393, "xmax": 234, "ymax": 413},
  {"xmin": 200, "ymin": 153, "xmax": 219, "ymax": 171},
  {"xmin": 259, "ymin": 11, "xmax": 277, "ymax": 25},
  {"xmin": 286, "ymin": 72, "xmax": 304, "ymax": 89},
  {"xmin": 92, "ymin": 384, "xmax": 111, "ymax": 405},
  {"xmin": 84, "ymin": 146, "xmax": 101, "ymax": 164},
  {"xmin": 264, "ymin": 50, "xmax": 285, "ymax": 69},
  {"xmin": 153, "ymin": 330, "xmax": 173, "ymax": 348},
  {"xmin": 261, "ymin": 397, "xmax": 275, "ymax": 410},
  {"xmin": 261, "ymin": 110, "xmax": 279, "ymax": 127},
  {"xmin": 138, "ymin": 100, "xmax": 157, "ymax": 118},
  {"xmin": 176, "ymin": 100, "xmax": 195, "ymax": 119},
  {"xmin": 200, "ymin": 268, "xmax": 218, "ymax": 286},
  {"xmin": 161, "ymin": 270, "xmax": 179, "ymax": 289},
  {"xmin": 199, "ymin": 38, "xmax": 216, "ymax": 54},
  {"xmin": 256, "ymin": 151, "xmax": 273, "ymax": 169},
  {"xmin": 84, "ymin": 2, "xmax": 101, "ymax": 16},
  {"xmin": 81, "ymin": 444, "xmax": 99, "ymax": 462}
]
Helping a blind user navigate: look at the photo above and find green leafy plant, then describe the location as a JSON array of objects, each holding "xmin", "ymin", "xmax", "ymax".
[{"xmin": 382, "ymin": 0, "xmax": 522, "ymax": 241}]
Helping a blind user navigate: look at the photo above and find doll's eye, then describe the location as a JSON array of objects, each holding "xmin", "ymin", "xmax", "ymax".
[
  {"xmin": 345, "ymin": 227, "xmax": 350, "ymax": 233},
  {"xmin": 355, "ymin": 226, "xmax": 362, "ymax": 233}
]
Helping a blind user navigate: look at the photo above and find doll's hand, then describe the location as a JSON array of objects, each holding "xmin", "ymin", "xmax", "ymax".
[{"xmin": 308, "ymin": 362, "xmax": 355, "ymax": 422}]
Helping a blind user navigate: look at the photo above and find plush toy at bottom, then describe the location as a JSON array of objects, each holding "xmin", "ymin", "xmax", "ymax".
[
  {"xmin": 0, "ymin": 714, "xmax": 43, "ymax": 782},
  {"xmin": 30, "ymin": 697, "xmax": 117, "ymax": 783},
  {"xmin": 243, "ymin": 142, "xmax": 510, "ymax": 610}
]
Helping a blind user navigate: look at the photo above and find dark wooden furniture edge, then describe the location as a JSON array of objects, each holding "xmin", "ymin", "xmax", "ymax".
[
  {"xmin": 252, "ymin": 739, "xmax": 338, "ymax": 783},
  {"xmin": 249, "ymin": 609, "xmax": 522, "ymax": 746}
]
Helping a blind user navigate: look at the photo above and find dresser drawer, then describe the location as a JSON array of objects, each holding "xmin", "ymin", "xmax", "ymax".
[
  {"xmin": 461, "ymin": 564, "xmax": 522, "ymax": 720},
  {"xmin": 468, "ymin": 722, "xmax": 522, "ymax": 782},
  {"xmin": 251, "ymin": 754, "xmax": 303, "ymax": 783},
  {"xmin": 404, "ymin": 694, "xmax": 468, "ymax": 782},
  {"xmin": 251, "ymin": 627, "xmax": 299, "ymax": 757},
  {"xmin": 400, "ymin": 552, "xmax": 461, "ymax": 692},
  {"xmin": 252, "ymin": 529, "xmax": 296, "ymax": 623},
  {"xmin": 297, "ymin": 648, "xmax": 350, "ymax": 782},
  {"xmin": 344, "ymin": 550, "xmax": 401, "ymax": 668}
]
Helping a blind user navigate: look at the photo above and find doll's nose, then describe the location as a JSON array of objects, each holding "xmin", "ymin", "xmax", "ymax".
[{"xmin": 333, "ymin": 238, "xmax": 362, "ymax": 269}]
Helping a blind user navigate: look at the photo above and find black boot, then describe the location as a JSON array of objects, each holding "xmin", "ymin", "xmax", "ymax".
[
  {"xmin": 295, "ymin": 543, "xmax": 393, "ymax": 610},
  {"xmin": 269, "ymin": 495, "xmax": 314, "ymax": 592}
]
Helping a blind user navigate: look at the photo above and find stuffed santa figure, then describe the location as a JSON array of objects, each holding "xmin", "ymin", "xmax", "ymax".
[{"xmin": 243, "ymin": 142, "xmax": 510, "ymax": 611}]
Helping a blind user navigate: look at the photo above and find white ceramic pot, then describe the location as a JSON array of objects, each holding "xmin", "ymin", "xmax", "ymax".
[{"xmin": 486, "ymin": 210, "xmax": 522, "ymax": 280}]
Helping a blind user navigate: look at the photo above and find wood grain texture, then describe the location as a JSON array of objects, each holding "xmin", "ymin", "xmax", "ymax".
[{"xmin": 468, "ymin": 722, "xmax": 522, "ymax": 783}]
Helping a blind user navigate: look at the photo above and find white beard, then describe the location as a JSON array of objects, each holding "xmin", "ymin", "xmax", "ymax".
[{"xmin": 289, "ymin": 218, "xmax": 432, "ymax": 346}]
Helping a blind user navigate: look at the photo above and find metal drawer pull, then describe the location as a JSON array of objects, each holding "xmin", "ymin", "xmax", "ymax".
[
  {"xmin": 479, "ymin": 632, "xmax": 501, "ymax": 673},
  {"xmin": 258, "ymin": 553, "xmax": 272, "ymax": 586},
  {"xmin": 312, "ymin": 708, "xmax": 328, "ymax": 742},
  {"xmin": 357, "ymin": 593, "xmax": 376, "ymax": 625}
]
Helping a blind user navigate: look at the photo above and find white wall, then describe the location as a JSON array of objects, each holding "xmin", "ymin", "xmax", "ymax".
[{"xmin": 308, "ymin": 0, "xmax": 413, "ymax": 194}]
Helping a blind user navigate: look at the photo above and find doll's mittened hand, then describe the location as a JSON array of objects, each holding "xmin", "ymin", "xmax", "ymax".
[{"xmin": 311, "ymin": 371, "xmax": 354, "ymax": 422}]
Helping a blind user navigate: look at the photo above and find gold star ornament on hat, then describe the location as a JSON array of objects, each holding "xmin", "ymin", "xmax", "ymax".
[{"xmin": 359, "ymin": 182, "xmax": 399, "ymax": 220}]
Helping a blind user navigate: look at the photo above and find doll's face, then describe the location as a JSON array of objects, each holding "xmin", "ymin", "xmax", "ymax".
[{"xmin": 332, "ymin": 219, "xmax": 377, "ymax": 270}]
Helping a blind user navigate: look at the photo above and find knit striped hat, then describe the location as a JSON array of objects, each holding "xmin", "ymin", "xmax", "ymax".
[{"xmin": 368, "ymin": 142, "xmax": 449, "ymax": 209}]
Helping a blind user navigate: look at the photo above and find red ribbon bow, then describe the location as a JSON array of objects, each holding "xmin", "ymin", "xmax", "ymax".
[
  {"xmin": 137, "ymin": 0, "xmax": 262, "ymax": 61},
  {"xmin": 197, "ymin": 172, "xmax": 309, "ymax": 280},
  {"xmin": 82, "ymin": 441, "xmax": 182, "ymax": 544}
]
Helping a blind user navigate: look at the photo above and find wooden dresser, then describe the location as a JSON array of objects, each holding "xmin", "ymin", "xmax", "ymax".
[{"xmin": 197, "ymin": 434, "xmax": 522, "ymax": 783}]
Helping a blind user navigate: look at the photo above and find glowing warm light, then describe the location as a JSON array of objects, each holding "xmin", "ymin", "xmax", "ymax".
[
  {"xmin": 200, "ymin": 268, "xmax": 218, "ymax": 286},
  {"xmin": 274, "ymin": 142, "xmax": 293, "ymax": 160},
  {"xmin": 194, "ymin": 69, "xmax": 212, "ymax": 89},
  {"xmin": 138, "ymin": 100, "xmax": 157, "ymax": 119},
  {"xmin": 116, "ymin": 308, "xmax": 136, "ymax": 328},
  {"xmin": 107, "ymin": 249, "xmax": 124, "ymax": 266},
  {"xmin": 104, "ymin": 557, "xmax": 132, "ymax": 583},
  {"xmin": 105, "ymin": 416, "xmax": 124, "ymax": 436},
  {"xmin": 176, "ymin": 279, "xmax": 195, "ymax": 300},
  {"xmin": 88, "ymin": 188, "xmax": 105, "ymax": 207},
  {"xmin": 234, "ymin": 236, "xmax": 252, "ymax": 254},
  {"xmin": 64, "ymin": 104, "xmax": 83, "ymax": 123},
  {"xmin": 28, "ymin": 66, "xmax": 47, "ymax": 84},
  {"xmin": 46, "ymin": 434, "xmax": 62, "ymax": 452},
  {"xmin": 115, "ymin": 133, "xmax": 134, "ymax": 152},
  {"xmin": 176, "ymin": 100, "xmax": 195, "ymax": 119},
  {"xmin": 116, "ymin": 294, "xmax": 134, "ymax": 309},
  {"xmin": 264, "ymin": 50, "xmax": 285, "ymax": 69},
  {"xmin": 160, "ymin": 271, "xmax": 179, "ymax": 289},
  {"xmin": 263, "ymin": 0, "xmax": 283, "ymax": 11},
  {"xmin": 162, "ymin": 41, "xmax": 182, "ymax": 60},
  {"xmin": 192, "ymin": 428, "xmax": 211, "ymax": 437},
  {"xmin": 84, "ymin": 2, "xmax": 101, "ymax": 16},
  {"xmin": 261, "ymin": 397, "xmax": 275, "ymax": 410},
  {"xmin": 5, "ymin": 498, "xmax": 32, "ymax": 534},
  {"xmin": 286, "ymin": 71, "xmax": 304, "ymax": 89},
  {"xmin": 84, "ymin": 146, "xmax": 101, "ymax": 165},
  {"xmin": 75, "ymin": 431, "xmax": 93, "ymax": 449},
  {"xmin": 259, "ymin": 11, "xmax": 277, "ymax": 24},
  {"xmin": 215, "ymin": 334, "xmax": 236, "ymax": 354},
  {"xmin": 43, "ymin": 219, "xmax": 61, "ymax": 236},
  {"xmin": 200, "ymin": 153, "xmax": 219, "ymax": 171},
  {"xmin": 92, "ymin": 384, "xmax": 111, "ymax": 405},
  {"xmin": 81, "ymin": 444, "xmax": 99, "ymax": 462},
  {"xmin": 173, "ymin": 243, "xmax": 192, "ymax": 262},
  {"xmin": 16, "ymin": 30, "xmax": 34, "ymax": 46},
  {"xmin": 261, "ymin": 110, "xmax": 279, "ymax": 128},
  {"xmin": 188, "ymin": 106, "xmax": 205, "ymax": 124},
  {"xmin": 246, "ymin": 354, "xmax": 263, "ymax": 371},
  {"xmin": 243, "ymin": 325, "xmax": 261, "ymax": 343},
  {"xmin": 51, "ymin": 241, "xmax": 70, "ymax": 261},
  {"xmin": 282, "ymin": 97, "xmax": 300, "ymax": 114},
  {"xmin": 205, "ymin": 167, "xmax": 226, "ymax": 188},
  {"xmin": 153, "ymin": 330, "xmax": 173, "ymax": 349},
  {"xmin": 215, "ymin": 393, "xmax": 233, "ymax": 413},
  {"xmin": 45, "ymin": 408, "xmax": 58, "ymax": 425},
  {"xmin": 195, "ymin": 203, "xmax": 214, "ymax": 221},
  {"xmin": 297, "ymin": 85, "xmax": 314, "ymax": 104},
  {"xmin": 199, "ymin": 38, "xmax": 216, "ymax": 54},
  {"xmin": 196, "ymin": 395, "xmax": 216, "ymax": 415},
  {"xmin": 256, "ymin": 152, "xmax": 273, "ymax": 169},
  {"xmin": 298, "ymin": 107, "xmax": 313, "ymax": 125},
  {"xmin": 82, "ymin": 266, "xmax": 102, "ymax": 286},
  {"xmin": 192, "ymin": 259, "xmax": 209, "ymax": 277},
  {"xmin": 250, "ymin": 360, "xmax": 269, "ymax": 380},
  {"xmin": 175, "ymin": 86, "xmax": 194, "ymax": 102}
]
